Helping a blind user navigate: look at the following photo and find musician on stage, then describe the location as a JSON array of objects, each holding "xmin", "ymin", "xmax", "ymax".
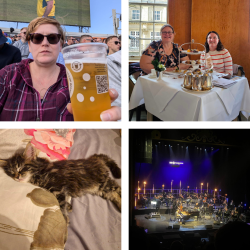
[
  {"xmin": 230, "ymin": 200, "xmax": 234, "ymax": 206},
  {"xmin": 223, "ymin": 198, "xmax": 228, "ymax": 209}
]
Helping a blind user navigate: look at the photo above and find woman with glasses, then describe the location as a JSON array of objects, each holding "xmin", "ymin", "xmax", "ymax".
[
  {"xmin": 140, "ymin": 24, "xmax": 190, "ymax": 74},
  {"xmin": 0, "ymin": 17, "xmax": 120, "ymax": 121},
  {"xmin": 201, "ymin": 31, "xmax": 233, "ymax": 75}
]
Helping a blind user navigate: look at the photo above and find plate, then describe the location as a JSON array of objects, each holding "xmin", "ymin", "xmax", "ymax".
[
  {"xmin": 181, "ymin": 50, "xmax": 204, "ymax": 55},
  {"xmin": 163, "ymin": 70, "xmax": 187, "ymax": 76},
  {"xmin": 181, "ymin": 84, "xmax": 214, "ymax": 93}
]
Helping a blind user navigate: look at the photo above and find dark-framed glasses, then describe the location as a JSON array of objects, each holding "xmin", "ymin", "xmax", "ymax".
[
  {"xmin": 86, "ymin": 38, "xmax": 93, "ymax": 42},
  {"xmin": 161, "ymin": 31, "xmax": 173, "ymax": 35},
  {"xmin": 114, "ymin": 41, "xmax": 121, "ymax": 45},
  {"xmin": 30, "ymin": 33, "xmax": 61, "ymax": 44}
]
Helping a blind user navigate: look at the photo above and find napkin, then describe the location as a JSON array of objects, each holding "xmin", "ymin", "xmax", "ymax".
[{"xmin": 213, "ymin": 78, "xmax": 237, "ymax": 89}]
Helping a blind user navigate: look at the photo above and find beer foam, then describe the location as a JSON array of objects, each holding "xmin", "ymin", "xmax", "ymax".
[{"xmin": 64, "ymin": 58, "xmax": 107, "ymax": 64}]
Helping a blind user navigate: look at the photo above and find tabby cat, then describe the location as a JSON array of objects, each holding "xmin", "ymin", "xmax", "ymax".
[{"xmin": 0, "ymin": 143, "xmax": 121, "ymax": 224}]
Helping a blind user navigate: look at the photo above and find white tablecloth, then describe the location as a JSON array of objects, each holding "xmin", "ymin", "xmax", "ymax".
[{"xmin": 129, "ymin": 73, "xmax": 250, "ymax": 121}]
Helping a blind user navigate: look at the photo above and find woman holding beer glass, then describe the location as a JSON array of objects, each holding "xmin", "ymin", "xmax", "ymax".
[
  {"xmin": 140, "ymin": 24, "xmax": 191, "ymax": 74},
  {"xmin": 201, "ymin": 31, "xmax": 233, "ymax": 75},
  {"xmin": 0, "ymin": 17, "xmax": 120, "ymax": 121}
]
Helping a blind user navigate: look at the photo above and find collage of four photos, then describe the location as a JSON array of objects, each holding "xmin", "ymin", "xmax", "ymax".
[{"xmin": 1, "ymin": 0, "xmax": 250, "ymax": 250}]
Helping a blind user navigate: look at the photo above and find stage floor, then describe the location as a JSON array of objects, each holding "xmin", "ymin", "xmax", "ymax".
[{"xmin": 135, "ymin": 213, "xmax": 223, "ymax": 234}]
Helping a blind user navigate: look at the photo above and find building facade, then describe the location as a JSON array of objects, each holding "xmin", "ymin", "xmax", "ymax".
[{"xmin": 129, "ymin": 0, "xmax": 168, "ymax": 58}]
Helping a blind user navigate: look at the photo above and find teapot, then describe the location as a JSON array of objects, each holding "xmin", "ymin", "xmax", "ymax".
[
  {"xmin": 201, "ymin": 71, "xmax": 213, "ymax": 90},
  {"xmin": 192, "ymin": 74, "xmax": 202, "ymax": 91},
  {"xmin": 183, "ymin": 71, "xmax": 193, "ymax": 89}
]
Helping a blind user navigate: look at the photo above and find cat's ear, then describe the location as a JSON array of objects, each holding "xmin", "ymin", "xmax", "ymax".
[{"xmin": 24, "ymin": 142, "xmax": 37, "ymax": 160}]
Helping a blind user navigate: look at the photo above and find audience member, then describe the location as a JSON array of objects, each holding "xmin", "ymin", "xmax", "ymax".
[
  {"xmin": 13, "ymin": 27, "xmax": 29, "ymax": 59},
  {"xmin": 5, "ymin": 36, "xmax": 12, "ymax": 45},
  {"xmin": 95, "ymin": 37, "xmax": 102, "ymax": 43},
  {"xmin": 63, "ymin": 36, "xmax": 75, "ymax": 48},
  {"xmin": 79, "ymin": 35, "xmax": 93, "ymax": 43},
  {"xmin": 0, "ymin": 29, "xmax": 21, "ymax": 70},
  {"xmin": 106, "ymin": 36, "xmax": 120, "ymax": 55},
  {"xmin": 215, "ymin": 221, "xmax": 250, "ymax": 249},
  {"xmin": 170, "ymin": 240, "xmax": 184, "ymax": 250},
  {"xmin": 37, "ymin": 0, "xmax": 55, "ymax": 18}
]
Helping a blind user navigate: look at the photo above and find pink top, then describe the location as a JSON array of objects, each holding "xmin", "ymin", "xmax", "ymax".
[{"xmin": 201, "ymin": 49, "xmax": 233, "ymax": 75}]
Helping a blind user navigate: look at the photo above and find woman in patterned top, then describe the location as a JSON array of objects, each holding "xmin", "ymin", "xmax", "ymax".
[
  {"xmin": 201, "ymin": 31, "xmax": 233, "ymax": 75},
  {"xmin": 140, "ymin": 24, "xmax": 191, "ymax": 74}
]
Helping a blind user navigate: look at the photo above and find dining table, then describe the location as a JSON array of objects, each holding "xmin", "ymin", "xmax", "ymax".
[{"xmin": 129, "ymin": 71, "xmax": 250, "ymax": 121}]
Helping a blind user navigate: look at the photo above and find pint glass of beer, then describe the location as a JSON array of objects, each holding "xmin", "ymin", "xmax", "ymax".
[{"xmin": 62, "ymin": 43, "xmax": 111, "ymax": 121}]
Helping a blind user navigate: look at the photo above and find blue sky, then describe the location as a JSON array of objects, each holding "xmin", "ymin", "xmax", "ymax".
[{"xmin": 0, "ymin": 0, "xmax": 121, "ymax": 35}]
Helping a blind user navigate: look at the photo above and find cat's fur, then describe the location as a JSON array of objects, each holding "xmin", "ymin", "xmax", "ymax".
[{"xmin": 0, "ymin": 143, "xmax": 121, "ymax": 224}]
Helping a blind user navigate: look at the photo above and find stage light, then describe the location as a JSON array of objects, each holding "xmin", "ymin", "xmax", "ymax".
[
  {"xmin": 158, "ymin": 142, "xmax": 160, "ymax": 143},
  {"xmin": 171, "ymin": 146, "xmax": 173, "ymax": 147},
  {"xmin": 169, "ymin": 161, "xmax": 183, "ymax": 165},
  {"xmin": 227, "ymin": 148, "xmax": 229, "ymax": 149}
]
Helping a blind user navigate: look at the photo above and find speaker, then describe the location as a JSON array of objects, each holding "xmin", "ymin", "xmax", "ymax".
[
  {"xmin": 10, "ymin": 27, "xmax": 14, "ymax": 33},
  {"xmin": 173, "ymin": 224, "xmax": 180, "ymax": 229},
  {"xmin": 206, "ymin": 225, "xmax": 213, "ymax": 229}
]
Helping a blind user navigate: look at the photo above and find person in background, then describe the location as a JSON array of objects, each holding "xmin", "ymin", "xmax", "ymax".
[
  {"xmin": 0, "ymin": 29, "xmax": 21, "ymax": 70},
  {"xmin": 13, "ymin": 27, "xmax": 29, "ymax": 59},
  {"xmin": 140, "ymin": 24, "xmax": 190, "ymax": 75},
  {"xmin": 95, "ymin": 38, "xmax": 102, "ymax": 43},
  {"xmin": 37, "ymin": 0, "xmax": 55, "ymax": 18},
  {"xmin": 118, "ymin": 35, "xmax": 121, "ymax": 49},
  {"xmin": 106, "ymin": 36, "xmax": 120, "ymax": 55},
  {"xmin": 5, "ymin": 36, "xmax": 12, "ymax": 45},
  {"xmin": 79, "ymin": 35, "xmax": 93, "ymax": 43},
  {"xmin": 201, "ymin": 31, "xmax": 233, "ymax": 75},
  {"xmin": 63, "ymin": 36, "xmax": 75, "ymax": 48}
]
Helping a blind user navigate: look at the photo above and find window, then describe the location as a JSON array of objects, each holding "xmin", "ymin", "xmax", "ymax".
[
  {"xmin": 154, "ymin": 10, "xmax": 161, "ymax": 21},
  {"xmin": 132, "ymin": 10, "xmax": 140, "ymax": 20},
  {"xmin": 150, "ymin": 32, "xmax": 161, "ymax": 40},
  {"xmin": 130, "ymin": 31, "xmax": 140, "ymax": 48}
]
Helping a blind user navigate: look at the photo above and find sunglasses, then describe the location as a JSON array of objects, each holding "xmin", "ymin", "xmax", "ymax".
[
  {"xmin": 30, "ymin": 33, "xmax": 61, "ymax": 44},
  {"xmin": 114, "ymin": 41, "xmax": 121, "ymax": 45},
  {"xmin": 86, "ymin": 38, "xmax": 93, "ymax": 42}
]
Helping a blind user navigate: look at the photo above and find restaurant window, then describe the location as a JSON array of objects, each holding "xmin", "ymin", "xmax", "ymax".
[
  {"xmin": 154, "ymin": 11, "xmax": 161, "ymax": 21},
  {"xmin": 132, "ymin": 10, "xmax": 140, "ymax": 20},
  {"xmin": 130, "ymin": 31, "xmax": 140, "ymax": 48},
  {"xmin": 129, "ymin": 0, "xmax": 168, "ymax": 59},
  {"xmin": 150, "ymin": 31, "xmax": 161, "ymax": 40}
]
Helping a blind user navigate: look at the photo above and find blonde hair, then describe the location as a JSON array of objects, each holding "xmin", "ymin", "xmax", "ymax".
[{"xmin": 26, "ymin": 17, "xmax": 65, "ymax": 45}]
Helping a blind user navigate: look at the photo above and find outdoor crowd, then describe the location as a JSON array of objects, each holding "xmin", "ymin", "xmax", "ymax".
[{"xmin": 0, "ymin": 17, "xmax": 121, "ymax": 121}]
